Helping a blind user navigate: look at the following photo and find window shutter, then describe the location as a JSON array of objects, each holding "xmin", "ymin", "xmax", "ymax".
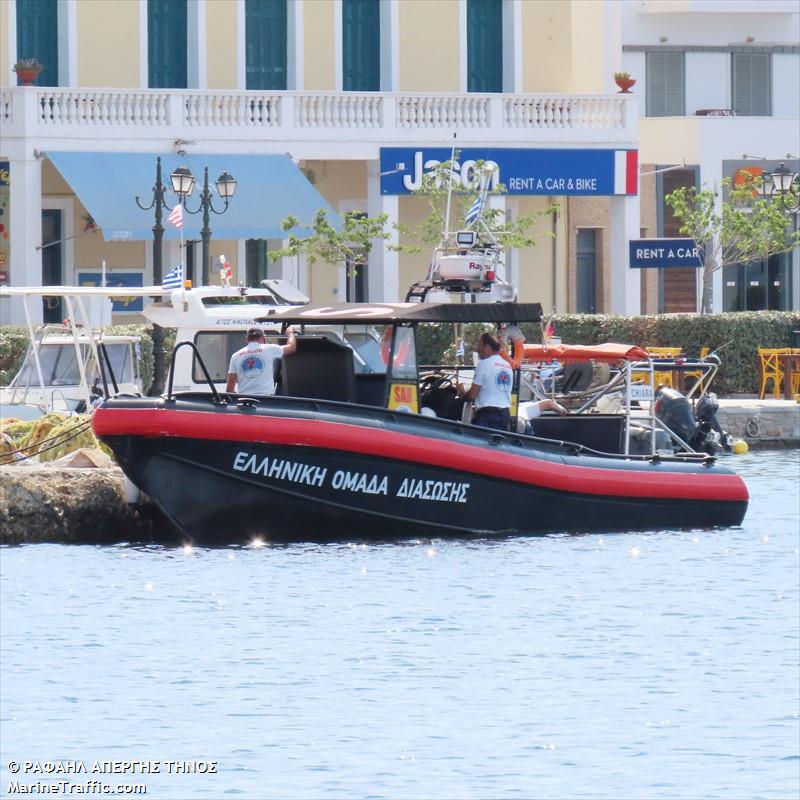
[
  {"xmin": 733, "ymin": 53, "xmax": 771, "ymax": 116},
  {"xmin": 646, "ymin": 52, "xmax": 684, "ymax": 117},
  {"xmin": 467, "ymin": 0, "xmax": 503, "ymax": 93},
  {"xmin": 16, "ymin": 0, "xmax": 59, "ymax": 86},
  {"xmin": 246, "ymin": 0, "xmax": 287, "ymax": 90},
  {"xmin": 343, "ymin": 0, "xmax": 380, "ymax": 91},
  {"xmin": 148, "ymin": 0, "xmax": 187, "ymax": 89}
]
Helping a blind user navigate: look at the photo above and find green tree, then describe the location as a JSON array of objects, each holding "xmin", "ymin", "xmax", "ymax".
[
  {"xmin": 665, "ymin": 176, "xmax": 800, "ymax": 313},
  {"xmin": 269, "ymin": 208, "xmax": 392, "ymax": 266}
]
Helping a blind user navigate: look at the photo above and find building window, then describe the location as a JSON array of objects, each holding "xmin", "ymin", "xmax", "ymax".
[
  {"xmin": 343, "ymin": 0, "xmax": 380, "ymax": 91},
  {"xmin": 246, "ymin": 0, "xmax": 287, "ymax": 90},
  {"xmin": 575, "ymin": 229, "xmax": 597, "ymax": 314},
  {"xmin": 148, "ymin": 0, "xmax": 187, "ymax": 88},
  {"xmin": 646, "ymin": 52, "xmax": 684, "ymax": 117},
  {"xmin": 732, "ymin": 53, "xmax": 771, "ymax": 117},
  {"xmin": 16, "ymin": 0, "xmax": 59, "ymax": 86},
  {"xmin": 467, "ymin": 0, "xmax": 502, "ymax": 93},
  {"xmin": 246, "ymin": 239, "xmax": 269, "ymax": 286},
  {"xmin": 723, "ymin": 253, "xmax": 792, "ymax": 312}
]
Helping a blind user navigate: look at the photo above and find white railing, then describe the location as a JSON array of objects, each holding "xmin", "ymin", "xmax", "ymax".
[
  {"xmin": 296, "ymin": 93, "xmax": 383, "ymax": 128},
  {"xmin": 397, "ymin": 94, "xmax": 491, "ymax": 128},
  {"xmin": 1, "ymin": 87, "xmax": 637, "ymax": 146},
  {"xmin": 37, "ymin": 91, "xmax": 170, "ymax": 126}
]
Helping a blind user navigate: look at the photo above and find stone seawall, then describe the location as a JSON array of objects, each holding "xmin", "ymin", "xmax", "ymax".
[
  {"xmin": 1, "ymin": 466, "xmax": 166, "ymax": 544},
  {"xmin": 717, "ymin": 400, "xmax": 800, "ymax": 448}
]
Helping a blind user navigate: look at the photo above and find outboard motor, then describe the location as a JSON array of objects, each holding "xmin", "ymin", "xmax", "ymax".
[
  {"xmin": 654, "ymin": 387, "xmax": 699, "ymax": 445},
  {"xmin": 654, "ymin": 387, "xmax": 730, "ymax": 455},
  {"xmin": 695, "ymin": 392, "xmax": 734, "ymax": 452}
]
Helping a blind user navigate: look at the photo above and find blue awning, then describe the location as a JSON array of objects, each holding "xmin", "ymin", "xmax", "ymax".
[{"xmin": 47, "ymin": 151, "xmax": 339, "ymax": 241}]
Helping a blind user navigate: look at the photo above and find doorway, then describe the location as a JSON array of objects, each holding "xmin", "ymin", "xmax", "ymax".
[
  {"xmin": 41, "ymin": 210, "xmax": 62, "ymax": 322},
  {"xmin": 575, "ymin": 229, "xmax": 597, "ymax": 313}
]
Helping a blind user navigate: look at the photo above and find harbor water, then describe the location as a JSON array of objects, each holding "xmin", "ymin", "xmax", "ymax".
[{"xmin": 1, "ymin": 449, "xmax": 798, "ymax": 800}]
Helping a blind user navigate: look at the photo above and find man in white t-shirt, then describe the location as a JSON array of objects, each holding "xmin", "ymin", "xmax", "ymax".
[
  {"xmin": 457, "ymin": 332, "xmax": 514, "ymax": 431},
  {"xmin": 226, "ymin": 326, "xmax": 296, "ymax": 395}
]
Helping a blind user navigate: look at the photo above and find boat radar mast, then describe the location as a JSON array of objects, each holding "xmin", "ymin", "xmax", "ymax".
[{"xmin": 405, "ymin": 162, "xmax": 516, "ymax": 303}]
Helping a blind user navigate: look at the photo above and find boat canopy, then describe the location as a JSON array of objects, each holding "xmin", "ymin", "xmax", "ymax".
[
  {"xmin": 523, "ymin": 343, "xmax": 650, "ymax": 363},
  {"xmin": 258, "ymin": 301, "xmax": 543, "ymax": 326}
]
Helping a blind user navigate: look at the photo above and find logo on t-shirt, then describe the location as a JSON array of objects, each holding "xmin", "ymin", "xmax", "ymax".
[
  {"xmin": 241, "ymin": 352, "xmax": 265, "ymax": 376},
  {"xmin": 495, "ymin": 367, "xmax": 511, "ymax": 392}
]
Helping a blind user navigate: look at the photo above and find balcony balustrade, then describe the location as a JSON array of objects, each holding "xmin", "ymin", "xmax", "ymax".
[{"xmin": 1, "ymin": 87, "xmax": 636, "ymax": 153}]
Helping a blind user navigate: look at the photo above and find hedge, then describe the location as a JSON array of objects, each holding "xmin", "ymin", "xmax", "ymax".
[
  {"xmin": 2, "ymin": 312, "xmax": 798, "ymax": 396},
  {"xmin": 418, "ymin": 311, "xmax": 800, "ymax": 395}
]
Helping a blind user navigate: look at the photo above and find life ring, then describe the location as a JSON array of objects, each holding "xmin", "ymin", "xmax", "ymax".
[
  {"xmin": 380, "ymin": 326, "xmax": 410, "ymax": 367},
  {"xmin": 499, "ymin": 332, "xmax": 524, "ymax": 369}
]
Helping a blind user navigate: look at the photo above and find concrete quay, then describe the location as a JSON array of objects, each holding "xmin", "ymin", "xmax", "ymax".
[{"xmin": 717, "ymin": 398, "xmax": 800, "ymax": 448}]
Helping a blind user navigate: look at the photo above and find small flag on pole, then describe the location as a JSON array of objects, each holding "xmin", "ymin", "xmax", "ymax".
[
  {"xmin": 162, "ymin": 264, "xmax": 184, "ymax": 289},
  {"xmin": 464, "ymin": 193, "xmax": 484, "ymax": 225},
  {"xmin": 456, "ymin": 339, "xmax": 465, "ymax": 357},
  {"xmin": 167, "ymin": 203, "xmax": 184, "ymax": 229}
]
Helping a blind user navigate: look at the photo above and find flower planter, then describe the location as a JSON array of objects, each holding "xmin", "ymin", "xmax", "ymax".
[
  {"xmin": 15, "ymin": 69, "xmax": 42, "ymax": 86},
  {"xmin": 615, "ymin": 77, "xmax": 636, "ymax": 94}
]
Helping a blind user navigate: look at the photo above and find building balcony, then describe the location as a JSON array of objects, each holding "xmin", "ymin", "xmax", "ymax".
[{"xmin": 0, "ymin": 87, "xmax": 638, "ymax": 159}]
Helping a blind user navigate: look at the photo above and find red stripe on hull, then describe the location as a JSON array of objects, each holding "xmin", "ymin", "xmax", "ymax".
[{"xmin": 93, "ymin": 408, "xmax": 748, "ymax": 503}]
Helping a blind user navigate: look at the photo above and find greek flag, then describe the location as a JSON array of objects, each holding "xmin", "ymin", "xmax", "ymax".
[
  {"xmin": 456, "ymin": 339, "xmax": 465, "ymax": 357},
  {"xmin": 162, "ymin": 264, "xmax": 183, "ymax": 289},
  {"xmin": 465, "ymin": 193, "xmax": 484, "ymax": 225}
]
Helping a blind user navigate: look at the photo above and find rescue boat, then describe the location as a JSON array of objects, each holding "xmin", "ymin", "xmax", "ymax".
[{"xmin": 92, "ymin": 302, "xmax": 749, "ymax": 543}]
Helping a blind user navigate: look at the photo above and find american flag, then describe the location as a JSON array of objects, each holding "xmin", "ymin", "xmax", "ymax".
[
  {"xmin": 167, "ymin": 203, "xmax": 183, "ymax": 229},
  {"xmin": 162, "ymin": 264, "xmax": 183, "ymax": 289},
  {"xmin": 464, "ymin": 193, "xmax": 484, "ymax": 225}
]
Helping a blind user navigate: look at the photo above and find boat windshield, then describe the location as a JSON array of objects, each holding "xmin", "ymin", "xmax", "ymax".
[
  {"xmin": 12, "ymin": 345, "xmax": 67, "ymax": 387},
  {"xmin": 103, "ymin": 343, "xmax": 135, "ymax": 385},
  {"xmin": 345, "ymin": 329, "xmax": 386, "ymax": 375},
  {"xmin": 12, "ymin": 342, "xmax": 135, "ymax": 387}
]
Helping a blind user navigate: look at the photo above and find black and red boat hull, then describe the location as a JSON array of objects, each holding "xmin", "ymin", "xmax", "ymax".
[{"xmin": 93, "ymin": 396, "xmax": 749, "ymax": 544}]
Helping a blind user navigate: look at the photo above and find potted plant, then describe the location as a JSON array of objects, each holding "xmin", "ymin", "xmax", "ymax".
[
  {"xmin": 613, "ymin": 71, "xmax": 636, "ymax": 94},
  {"xmin": 13, "ymin": 57, "xmax": 43, "ymax": 86}
]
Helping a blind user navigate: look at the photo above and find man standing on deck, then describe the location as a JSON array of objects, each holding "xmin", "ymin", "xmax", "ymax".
[
  {"xmin": 457, "ymin": 332, "xmax": 514, "ymax": 431},
  {"xmin": 226, "ymin": 326, "xmax": 297, "ymax": 395}
]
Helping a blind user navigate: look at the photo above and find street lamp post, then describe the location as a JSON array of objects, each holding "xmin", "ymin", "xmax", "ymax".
[
  {"xmin": 170, "ymin": 165, "xmax": 237, "ymax": 285},
  {"xmin": 768, "ymin": 162, "xmax": 800, "ymax": 214},
  {"xmin": 135, "ymin": 156, "xmax": 171, "ymax": 396}
]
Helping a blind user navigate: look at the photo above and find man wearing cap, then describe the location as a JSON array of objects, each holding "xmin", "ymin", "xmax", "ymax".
[{"xmin": 226, "ymin": 326, "xmax": 296, "ymax": 395}]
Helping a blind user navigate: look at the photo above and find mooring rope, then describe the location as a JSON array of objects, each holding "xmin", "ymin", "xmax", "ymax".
[{"xmin": 0, "ymin": 420, "xmax": 94, "ymax": 465}]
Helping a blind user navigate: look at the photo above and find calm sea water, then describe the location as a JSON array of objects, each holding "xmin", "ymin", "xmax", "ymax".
[{"xmin": 1, "ymin": 450, "xmax": 798, "ymax": 800}]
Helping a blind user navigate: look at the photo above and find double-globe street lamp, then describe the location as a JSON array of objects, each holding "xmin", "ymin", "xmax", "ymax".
[
  {"xmin": 170, "ymin": 165, "xmax": 237, "ymax": 286},
  {"xmin": 134, "ymin": 155, "xmax": 170, "ymax": 395},
  {"xmin": 135, "ymin": 159, "xmax": 236, "ymax": 392}
]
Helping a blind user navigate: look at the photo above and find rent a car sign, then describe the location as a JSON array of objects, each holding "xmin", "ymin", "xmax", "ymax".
[{"xmin": 629, "ymin": 238, "xmax": 703, "ymax": 268}]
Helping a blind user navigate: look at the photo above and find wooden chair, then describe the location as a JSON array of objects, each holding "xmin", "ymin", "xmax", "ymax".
[
  {"xmin": 685, "ymin": 346, "xmax": 710, "ymax": 391},
  {"xmin": 641, "ymin": 346, "xmax": 683, "ymax": 388},
  {"xmin": 792, "ymin": 349, "xmax": 800, "ymax": 396},
  {"xmin": 758, "ymin": 348, "xmax": 790, "ymax": 399}
]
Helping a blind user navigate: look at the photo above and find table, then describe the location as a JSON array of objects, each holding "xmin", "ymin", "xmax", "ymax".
[{"xmin": 778, "ymin": 353, "xmax": 800, "ymax": 400}]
